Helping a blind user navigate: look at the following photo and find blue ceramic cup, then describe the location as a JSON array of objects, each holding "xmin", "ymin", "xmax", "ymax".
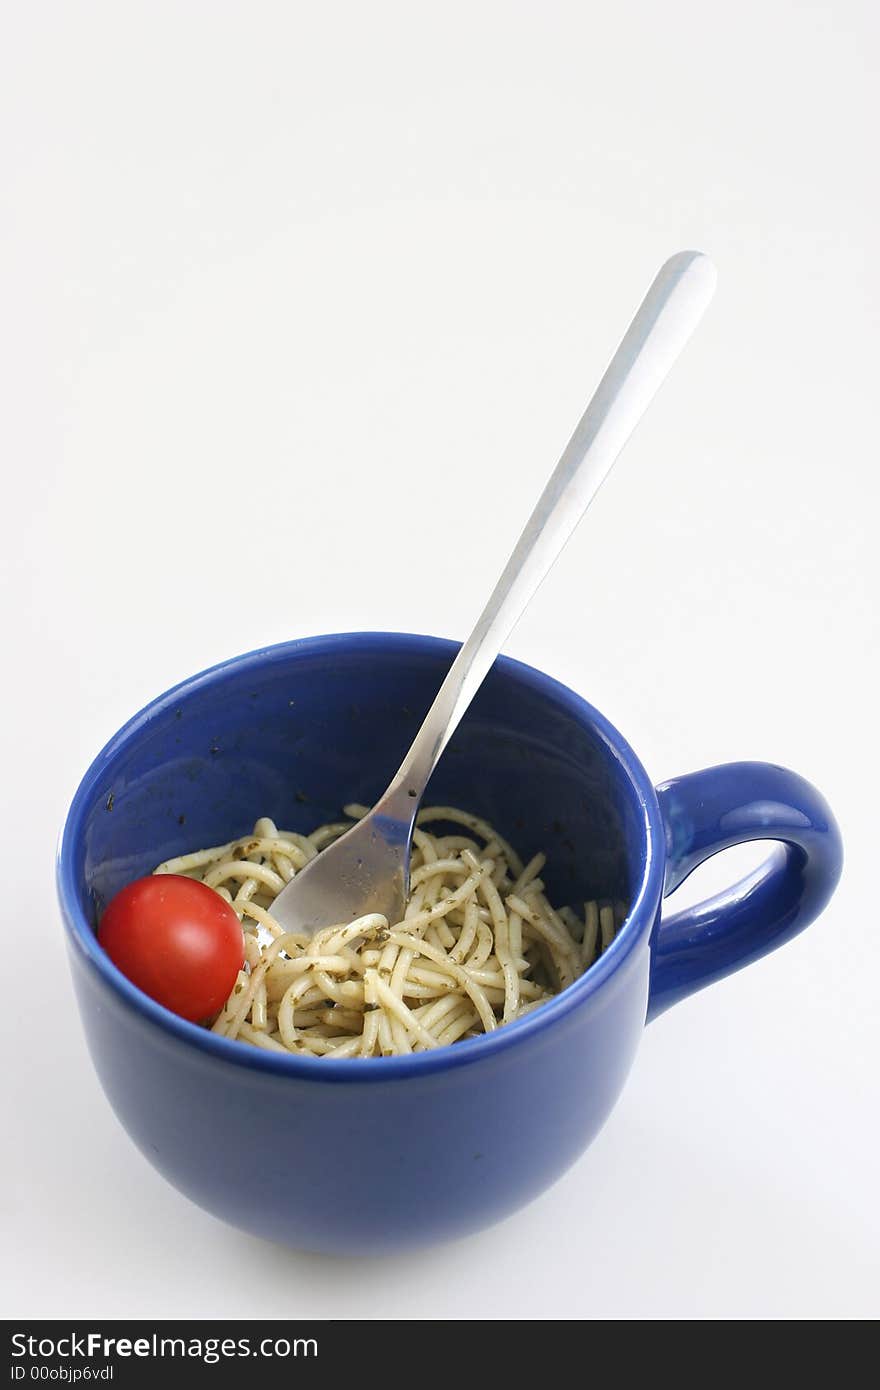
[{"xmin": 58, "ymin": 633, "xmax": 842, "ymax": 1254}]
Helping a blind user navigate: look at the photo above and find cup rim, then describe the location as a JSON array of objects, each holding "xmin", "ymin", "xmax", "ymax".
[{"xmin": 57, "ymin": 631, "xmax": 665, "ymax": 1081}]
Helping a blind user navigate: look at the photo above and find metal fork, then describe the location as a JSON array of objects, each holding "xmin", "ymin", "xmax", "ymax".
[{"xmin": 269, "ymin": 250, "xmax": 716, "ymax": 936}]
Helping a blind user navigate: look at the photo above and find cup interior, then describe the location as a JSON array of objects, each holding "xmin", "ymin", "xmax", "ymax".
[{"xmin": 65, "ymin": 634, "xmax": 652, "ymax": 966}]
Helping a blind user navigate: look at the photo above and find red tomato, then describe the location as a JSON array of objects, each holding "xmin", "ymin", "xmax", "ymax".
[{"xmin": 98, "ymin": 875, "xmax": 245, "ymax": 1022}]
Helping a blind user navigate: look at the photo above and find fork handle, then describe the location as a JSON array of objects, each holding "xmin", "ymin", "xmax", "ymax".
[{"xmin": 380, "ymin": 250, "xmax": 717, "ymax": 817}]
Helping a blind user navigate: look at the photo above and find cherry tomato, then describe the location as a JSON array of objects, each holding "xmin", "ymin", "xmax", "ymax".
[{"xmin": 98, "ymin": 875, "xmax": 245, "ymax": 1022}]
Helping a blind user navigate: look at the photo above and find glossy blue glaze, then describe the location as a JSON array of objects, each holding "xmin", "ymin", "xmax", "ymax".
[
  {"xmin": 650, "ymin": 764, "xmax": 843, "ymax": 1018},
  {"xmin": 57, "ymin": 634, "xmax": 842, "ymax": 1253}
]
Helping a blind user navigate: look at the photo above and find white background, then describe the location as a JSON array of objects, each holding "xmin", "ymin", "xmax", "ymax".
[{"xmin": 2, "ymin": 1, "xmax": 877, "ymax": 1322}]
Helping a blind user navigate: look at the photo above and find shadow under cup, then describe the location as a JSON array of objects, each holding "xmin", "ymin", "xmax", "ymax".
[{"xmin": 59, "ymin": 633, "xmax": 662, "ymax": 1254}]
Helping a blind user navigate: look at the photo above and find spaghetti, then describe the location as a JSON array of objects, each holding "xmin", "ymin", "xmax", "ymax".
[{"xmin": 154, "ymin": 805, "xmax": 626, "ymax": 1058}]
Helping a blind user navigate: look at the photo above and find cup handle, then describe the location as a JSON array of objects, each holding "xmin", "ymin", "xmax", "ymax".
[{"xmin": 647, "ymin": 761, "xmax": 843, "ymax": 1020}]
